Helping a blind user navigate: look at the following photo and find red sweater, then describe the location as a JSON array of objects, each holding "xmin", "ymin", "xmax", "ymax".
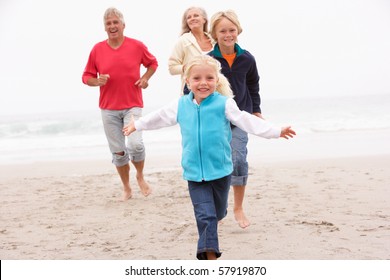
[{"xmin": 82, "ymin": 37, "xmax": 158, "ymax": 110}]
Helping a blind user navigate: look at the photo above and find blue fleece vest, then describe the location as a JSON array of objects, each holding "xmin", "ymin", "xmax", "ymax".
[{"xmin": 177, "ymin": 92, "xmax": 233, "ymax": 182}]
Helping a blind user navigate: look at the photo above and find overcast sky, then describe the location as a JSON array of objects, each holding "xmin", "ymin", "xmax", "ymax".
[{"xmin": 0, "ymin": 0, "xmax": 389, "ymax": 116}]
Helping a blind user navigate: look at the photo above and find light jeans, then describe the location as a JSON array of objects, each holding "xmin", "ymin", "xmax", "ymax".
[
  {"xmin": 101, "ymin": 108, "xmax": 145, "ymax": 166},
  {"xmin": 230, "ymin": 126, "xmax": 249, "ymax": 186}
]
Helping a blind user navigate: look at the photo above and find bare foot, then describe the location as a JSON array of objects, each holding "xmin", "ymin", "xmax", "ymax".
[
  {"xmin": 234, "ymin": 208, "xmax": 250, "ymax": 229},
  {"xmin": 137, "ymin": 175, "xmax": 152, "ymax": 197},
  {"xmin": 121, "ymin": 187, "xmax": 132, "ymax": 201}
]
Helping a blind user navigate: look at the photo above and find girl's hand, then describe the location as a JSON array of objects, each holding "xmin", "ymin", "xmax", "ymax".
[
  {"xmin": 123, "ymin": 116, "xmax": 136, "ymax": 136},
  {"xmin": 280, "ymin": 126, "xmax": 296, "ymax": 139}
]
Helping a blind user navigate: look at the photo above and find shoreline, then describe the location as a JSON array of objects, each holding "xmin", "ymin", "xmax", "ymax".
[{"xmin": 2, "ymin": 126, "xmax": 390, "ymax": 180}]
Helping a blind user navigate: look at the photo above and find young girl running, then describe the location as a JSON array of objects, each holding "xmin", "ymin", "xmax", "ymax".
[{"xmin": 123, "ymin": 55, "xmax": 295, "ymax": 260}]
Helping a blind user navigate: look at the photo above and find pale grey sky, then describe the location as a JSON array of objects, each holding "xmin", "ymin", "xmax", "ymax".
[{"xmin": 0, "ymin": 0, "xmax": 389, "ymax": 116}]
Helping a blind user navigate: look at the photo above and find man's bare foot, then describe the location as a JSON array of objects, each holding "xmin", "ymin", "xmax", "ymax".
[
  {"xmin": 122, "ymin": 187, "xmax": 132, "ymax": 201},
  {"xmin": 234, "ymin": 208, "xmax": 250, "ymax": 229},
  {"xmin": 136, "ymin": 175, "xmax": 152, "ymax": 197}
]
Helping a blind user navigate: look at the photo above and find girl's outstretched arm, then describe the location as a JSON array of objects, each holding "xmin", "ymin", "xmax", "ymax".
[{"xmin": 123, "ymin": 98, "xmax": 179, "ymax": 136}]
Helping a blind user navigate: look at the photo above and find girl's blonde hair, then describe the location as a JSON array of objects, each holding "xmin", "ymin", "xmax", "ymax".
[
  {"xmin": 184, "ymin": 55, "xmax": 233, "ymax": 98},
  {"xmin": 181, "ymin": 7, "xmax": 209, "ymax": 35},
  {"xmin": 209, "ymin": 10, "xmax": 243, "ymax": 41}
]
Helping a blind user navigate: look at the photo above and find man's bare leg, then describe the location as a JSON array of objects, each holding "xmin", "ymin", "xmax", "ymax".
[
  {"xmin": 116, "ymin": 163, "xmax": 132, "ymax": 201},
  {"xmin": 233, "ymin": 185, "xmax": 250, "ymax": 229},
  {"xmin": 132, "ymin": 160, "xmax": 151, "ymax": 196}
]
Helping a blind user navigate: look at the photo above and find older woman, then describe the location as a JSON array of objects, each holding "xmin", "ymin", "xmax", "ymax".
[{"xmin": 168, "ymin": 7, "xmax": 214, "ymax": 94}]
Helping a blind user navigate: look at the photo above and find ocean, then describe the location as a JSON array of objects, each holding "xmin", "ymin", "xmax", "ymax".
[{"xmin": 1, "ymin": 94, "xmax": 389, "ymax": 165}]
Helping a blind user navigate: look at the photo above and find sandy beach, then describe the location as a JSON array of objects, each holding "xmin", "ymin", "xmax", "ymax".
[{"xmin": 1, "ymin": 146, "xmax": 389, "ymax": 260}]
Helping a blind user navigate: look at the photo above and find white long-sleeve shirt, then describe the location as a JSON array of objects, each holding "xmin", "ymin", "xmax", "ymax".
[{"xmin": 135, "ymin": 97, "xmax": 281, "ymax": 139}]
